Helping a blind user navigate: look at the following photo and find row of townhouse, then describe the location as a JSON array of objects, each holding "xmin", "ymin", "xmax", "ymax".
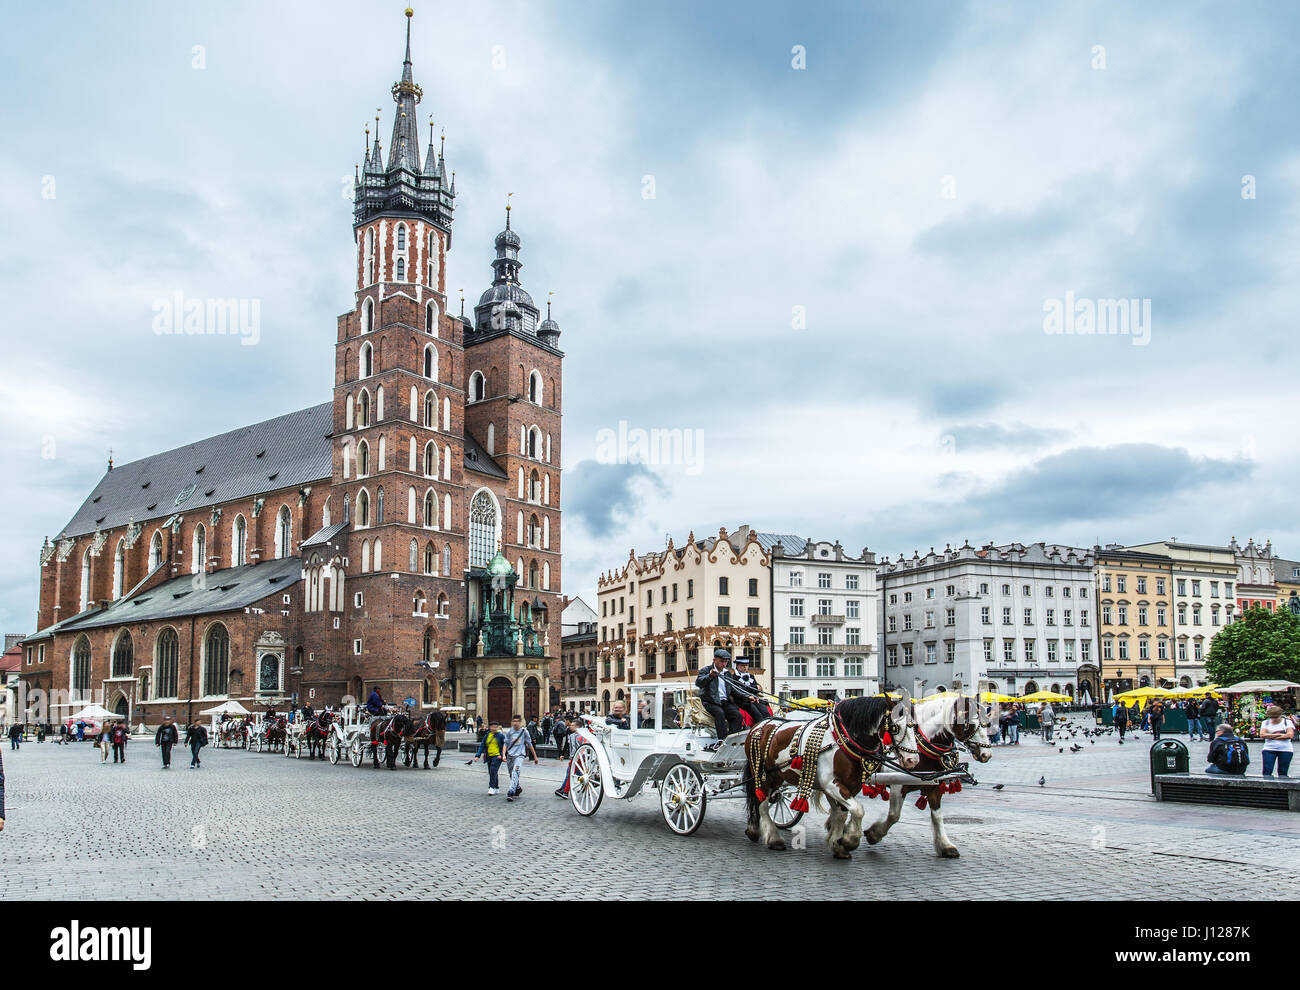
[{"xmin": 582, "ymin": 527, "xmax": 1294, "ymax": 713}]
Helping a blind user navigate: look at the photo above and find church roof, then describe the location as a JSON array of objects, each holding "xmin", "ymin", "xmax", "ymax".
[
  {"xmin": 27, "ymin": 556, "xmax": 304, "ymax": 639},
  {"xmin": 56, "ymin": 404, "xmax": 335, "ymax": 541},
  {"xmin": 463, "ymin": 432, "xmax": 508, "ymax": 480}
]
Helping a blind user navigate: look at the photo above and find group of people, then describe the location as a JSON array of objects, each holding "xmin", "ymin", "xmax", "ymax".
[
  {"xmin": 1204, "ymin": 706, "xmax": 1295, "ymax": 777},
  {"xmin": 151, "ymin": 715, "xmax": 209, "ymax": 770}
]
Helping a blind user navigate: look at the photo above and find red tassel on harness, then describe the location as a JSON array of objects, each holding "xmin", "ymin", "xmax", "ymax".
[
  {"xmin": 790, "ymin": 796, "xmax": 810, "ymax": 813},
  {"xmin": 880, "ymin": 789, "xmax": 890, "ymax": 800},
  {"xmin": 882, "ymin": 731, "xmax": 892, "ymax": 746},
  {"xmin": 754, "ymin": 788, "xmax": 766, "ymax": 802},
  {"xmin": 790, "ymin": 755, "xmax": 803, "ymax": 770},
  {"xmin": 862, "ymin": 784, "xmax": 876, "ymax": 798},
  {"xmin": 953, "ymin": 781, "xmax": 962, "ymax": 793},
  {"xmin": 915, "ymin": 795, "xmax": 928, "ymax": 810}
]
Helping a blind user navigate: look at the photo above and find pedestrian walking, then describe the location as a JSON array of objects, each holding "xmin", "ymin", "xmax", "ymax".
[
  {"xmin": 473, "ymin": 720, "xmax": 506, "ymax": 795},
  {"xmin": 1184, "ymin": 698, "xmax": 1203, "ymax": 741},
  {"xmin": 1040, "ymin": 703, "xmax": 1056, "ymax": 744},
  {"xmin": 1259, "ymin": 706, "xmax": 1294, "ymax": 778},
  {"xmin": 503, "ymin": 714, "xmax": 539, "ymax": 802},
  {"xmin": 1148, "ymin": 700, "xmax": 1165, "ymax": 742},
  {"xmin": 554, "ymin": 714, "xmax": 583, "ymax": 798},
  {"xmin": 8, "ymin": 723, "xmax": 21, "ymax": 750},
  {"xmin": 1002, "ymin": 705, "xmax": 1020, "ymax": 745},
  {"xmin": 1200, "ymin": 695, "xmax": 1221, "ymax": 731},
  {"xmin": 185, "ymin": 720, "xmax": 209, "ymax": 768},
  {"xmin": 553, "ymin": 714, "xmax": 568, "ymax": 758},
  {"xmin": 98, "ymin": 725, "xmax": 111, "ymax": 764},
  {"xmin": 110, "ymin": 720, "xmax": 129, "ymax": 763},
  {"xmin": 1113, "ymin": 700, "xmax": 1129, "ymax": 743},
  {"xmin": 154, "ymin": 714, "xmax": 179, "ymax": 769},
  {"xmin": 76, "ymin": 720, "xmax": 85, "ymax": 742}
]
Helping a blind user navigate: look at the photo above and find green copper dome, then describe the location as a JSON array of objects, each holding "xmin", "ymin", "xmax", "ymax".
[{"xmin": 486, "ymin": 551, "xmax": 514, "ymax": 577}]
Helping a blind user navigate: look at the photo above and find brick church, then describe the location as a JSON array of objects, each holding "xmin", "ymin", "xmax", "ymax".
[{"xmin": 20, "ymin": 11, "xmax": 564, "ymax": 727}]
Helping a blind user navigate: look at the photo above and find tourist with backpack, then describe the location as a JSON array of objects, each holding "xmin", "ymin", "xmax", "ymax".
[
  {"xmin": 1205, "ymin": 724, "xmax": 1249, "ymax": 776},
  {"xmin": 1112, "ymin": 701, "xmax": 1129, "ymax": 743},
  {"xmin": 1148, "ymin": 700, "xmax": 1166, "ymax": 741},
  {"xmin": 472, "ymin": 720, "xmax": 507, "ymax": 795}
]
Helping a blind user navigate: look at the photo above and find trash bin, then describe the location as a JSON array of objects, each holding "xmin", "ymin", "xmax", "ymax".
[
  {"xmin": 1094, "ymin": 705, "xmax": 1108, "ymax": 727},
  {"xmin": 1150, "ymin": 738, "xmax": 1189, "ymax": 794}
]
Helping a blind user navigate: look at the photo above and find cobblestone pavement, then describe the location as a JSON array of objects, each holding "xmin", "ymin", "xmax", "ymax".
[{"xmin": 3, "ymin": 715, "xmax": 1298, "ymax": 900}]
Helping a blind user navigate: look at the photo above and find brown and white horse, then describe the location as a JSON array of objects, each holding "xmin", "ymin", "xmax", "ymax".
[
  {"xmin": 864, "ymin": 693, "xmax": 993, "ymax": 858},
  {"xmin": 743, "ymin": 695, "xmax": 921, "ymax": 859},
  {"xmin": 402, "ymin": 710, "xmax": 448, "ymax": 769}
]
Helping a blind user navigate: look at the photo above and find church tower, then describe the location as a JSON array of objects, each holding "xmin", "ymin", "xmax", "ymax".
[
  {"xmin": 460, "ymin": 205, "xmax": 565, "ymax": 716},
  {"xmin": 328, "ymin": 8, "xmax": 466, "ymax": 705}
]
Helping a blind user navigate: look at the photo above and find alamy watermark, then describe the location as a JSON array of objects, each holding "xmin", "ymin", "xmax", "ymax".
[
  {"xmin": 1042, "ymin": 291, "xmax": 1150, "ymax": 346},
  {"xmin": 595, "ymin": 420, "xmax": 704, "ymax": 475},
  {"xmin": 152, "ymin": 292, "xmax": 261, "ymax": 346}
]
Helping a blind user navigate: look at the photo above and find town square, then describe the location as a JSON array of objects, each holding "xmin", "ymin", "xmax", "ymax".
[{"xmin": 0, "ymin": 1, "xmax": 1297, "ymax": 959}]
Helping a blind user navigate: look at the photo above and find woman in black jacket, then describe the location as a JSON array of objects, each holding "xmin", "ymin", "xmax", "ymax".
[{"xmin": 185, "ymin": 721, "xmax": 208, "ymax": 769}]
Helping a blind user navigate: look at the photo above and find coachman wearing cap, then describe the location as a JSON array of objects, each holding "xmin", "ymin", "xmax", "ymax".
[{"xmin": 696, "ymin": 648, "xmax": 756, "ymax": 742}]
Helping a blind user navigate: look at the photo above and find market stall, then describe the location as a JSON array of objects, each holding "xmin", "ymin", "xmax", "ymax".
[{"xmin": 1219, "ymin": 680, "xmax": 1300, "ymax": 740}]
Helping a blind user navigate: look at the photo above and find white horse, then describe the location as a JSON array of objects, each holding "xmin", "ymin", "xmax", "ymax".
[
  {"xmin": 864, "ymin": 693, "xmax": 993, "ymax": 858},
  {"xmin": 745, "ymin": 696, "xmax": 921, "ymax": 859}
]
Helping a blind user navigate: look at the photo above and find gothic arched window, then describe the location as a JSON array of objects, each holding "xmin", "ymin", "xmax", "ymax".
[
  {"xmin": 359, "ymin": 389, "xmax": 371, "ymax": 427},
  {"xmin": 113, "ymin": 540, "xmax": 125, "ymax": 599},
  {"xmin": 423, "ymin": 344, "xmax": 437, "ymax": 380},
  {"xmin": 155, "ymin": 628, "xmax": 179, "ymax": 698},
  {"xmin": 149, "ymin": 530, "xmax": 164, "ymax": 571},
  {"xmin": 358, "ymin": 489, "xmax": 371, "ymax": 528},
  {"xmin": 192, "ymin": 524, "xmax": 206, "ymax": 575},
  {"xmin": 470, "ymin": 371, "xmax": 485, "ymax": 402},
  {"xmin": 423, "ymin": 391, "xmax": 435, "ymax": 428},
  {"xmin": 469, "ymin": 490, "xmax": 499, "ymax": 569},
  {"xmin": 203, "ymin": 623, "xmax": 230, "ymax": 697},
  {"xmin": 443, "ymin": 543, "xmax": 451, "ymax": 577},
  {"xmin": 233, "ymin": 515, "xmax": 247, "ymax": 567},
  {"xmin": 423, "ymin": 489, "xmax": 436, "ymax": 528},
  {"xmin": 276, "ymin": 506, "xmax": 292, "ymax": 559},
  {"xmin": 80, "ymin": 549, "xmax": 91, "ymax": 611},
  {"xmin": 72, "ymin": 635, "xmax": 91, "ymax": 694},
  {"xmin": 396, "ymin": 223, "xmax": 407, "ymax": 251},
  {"xmin": 376, "ymin": 487, "xmax": 385, "ymax": 524},
  {"xmin": 358, "ymin": 440, "xmax": 370, "ymax": 477},
  {"xmin": 396, "ymin": 257, "xmax": 406, "ymax": 282},
  {"xmin": 112, "ymin": 630, "xmax": 134, "ymax": 677},
  {"xmin": 360, "ymin": 342, "xmax": 373, "ymax": 379}
]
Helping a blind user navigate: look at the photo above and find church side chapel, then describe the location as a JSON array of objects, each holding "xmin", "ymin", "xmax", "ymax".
[{"xmin": 20, "ymin": 10, "xmax": 564, "ymax": 726}]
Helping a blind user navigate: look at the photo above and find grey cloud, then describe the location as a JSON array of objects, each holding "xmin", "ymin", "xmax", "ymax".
[
  {"xmin": 942, "ymin": 422, "xmax": 1070, "ymax": 452},
  {"xmin": 565, "ymin": 460, "xmax": 670, "ymax": 540},
  {"xmin": 964, "ymin": 444, "xmax": 1249, "ymax": 527}
]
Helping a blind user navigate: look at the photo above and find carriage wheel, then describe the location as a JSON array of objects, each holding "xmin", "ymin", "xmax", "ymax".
[
  {"xmin": 767, "ymin": 784, "xmax": 804, "ymax": 831},
  {"xmin": 350, "ymin": 739, "xmax": 364, "ymax": 768},
  {"xmin": 659, "ymin": 763, "xmax": 707, "ymax": 836},
  {"xmin": 327, "ymin": 737, "xmax": 341, "ymax": 765},
  {"xmin": 295, "ymin": 736, "xmax": 306, "ymax": 759},
  {"xmin": 569, "ymin": 744, "xmax": 604, "ymax": 817}
]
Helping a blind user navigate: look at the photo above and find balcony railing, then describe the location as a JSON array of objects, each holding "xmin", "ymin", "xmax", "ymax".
[
  {"xmin": 811, "ymin": 614, "xmax": 845, "ymax": 625},
  {"xmin": 784, "ymin": 643, "xmax": 873, "ymax": 656}
]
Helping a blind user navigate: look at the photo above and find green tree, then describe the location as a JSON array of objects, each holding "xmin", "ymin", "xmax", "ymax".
[{"xmin": 1205, "ymin": 605, "xmax": 1300, "ymax": 685}]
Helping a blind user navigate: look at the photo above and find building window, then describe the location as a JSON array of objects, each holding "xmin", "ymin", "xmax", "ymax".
[
  {"xmin": 846, "ymin": 574, "xmax": 859, "ymax": 590},
  {"xmin": 276, "ymin": 506, "xmax": 292, "ymax": 559},
  {"xmin": 816, "ymin": 656, "xmax": 836, "ymax": 677},
  {"xmin": 203, "ymin": 624, "xmax": 230, "ymax": 697},
  {"xmin": 844, "ymin": 656, "xmax": 864, "ymax": 677},
  {"xmin": 719, "ymin": 577, "xmax": 729, "ymax": 596},
  {"xmin": 788, "ymin": 656, "xmax": 807, "ymax": 677},
  {"xmin": 717, "ymin": 606, "xmax": 730, "ymax": 626},
  {"xmin": 789, "ymin": 598, "xmax": 804, "ymax": 617},
  {"xmin": 111, "ymin": 631, "xmax": 134, "ymax": 677},
  {"xmin": 790, "ymin": 571, "xmax": 802, "ymax": 587},
  {"xmin": 925, "ymin": 644, "xmax": 937, "ymax": 664},
  {"xmin": 468, "ymin": 490, "xmax": 498, "ymax": 568},
  {"xmin": 847, "ymin": 600, "xmax": 860, "ymax": 619},
  {"xmin": 818, "ymin": 572, "xmax": 832, "ymax": 589},
  {"xmin": 747, "ymin": 607, "xmax": 760, "ymax": 626},
  {"xmin": 72, "ymin": 635, "xmax": 91, "ymax": 693},
  {"xmin": 945, "ymin": 641, "xmax": 955, "ymax": 663},
  {"xmin": 789, "ymin": 626, "xmax": 804, "ymax": 644},
  {"xmin": 156, "ymin": 628, "xmax": 179, "ymax": 697},
  {"xmin": 902, "ymin": 644, "xmax": 913, "ymax": 665}
]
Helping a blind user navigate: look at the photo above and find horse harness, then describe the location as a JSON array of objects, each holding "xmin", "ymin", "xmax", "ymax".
[{"xmin": 749, "ymin": 702, "xmax": 916, "ymax": 811}]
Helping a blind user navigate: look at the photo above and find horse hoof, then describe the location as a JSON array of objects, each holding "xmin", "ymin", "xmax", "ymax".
[
  {"xmin": 745, "ymin": 827, "xmax": 759, "ymax": 843},
  {"xmin": 833, "ymin": 849, "xmax": 852, "ymax": 860},
  {"xmin": 767, "ymin": 840, "xmax": 786, "ymax": 851},
  {"xmin": 939, "ymin": 847, "xmax": 960, "ymax": 859},
  {"xmin": 864, "ymin": 832, "xmax": 881, "ymax": 845}
]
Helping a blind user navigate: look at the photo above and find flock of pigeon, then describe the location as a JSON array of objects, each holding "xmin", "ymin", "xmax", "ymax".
[{"xmin": 1004, "ymin": 713, "xmax": 1154, "ymax": 789}]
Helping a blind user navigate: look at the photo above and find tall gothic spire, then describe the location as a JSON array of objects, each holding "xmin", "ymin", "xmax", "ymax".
[
  {"xmin": 353, "ymin": 9, "xmax": 455, "ymax": 234},
  {"xmin": 387, "ymin": 8, "xmax": 423, "ymax": 172}
]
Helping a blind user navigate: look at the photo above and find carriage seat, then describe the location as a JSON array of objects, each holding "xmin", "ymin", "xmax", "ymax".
[{"xmin": 683, "ymin": 694, "xmax": 719, "ymax": 736}]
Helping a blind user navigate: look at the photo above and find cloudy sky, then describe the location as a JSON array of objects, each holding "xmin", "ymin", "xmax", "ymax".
[{"xmin": 2, "ymin": 0, "xmax": 1298, "ymax": 633}]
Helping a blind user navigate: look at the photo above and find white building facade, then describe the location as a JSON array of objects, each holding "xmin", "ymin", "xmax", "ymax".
[
  {"xmin": 770, "ymin": 538, "xmax": 879, "ymax": 701},
  {"xmin": 879, "ymin": 542, "xmax": 1096, "ymax": 700}
]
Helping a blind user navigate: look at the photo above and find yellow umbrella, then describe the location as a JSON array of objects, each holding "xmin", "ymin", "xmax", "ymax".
[
  {"xmin": 979, "ymin": 691, "xmax": 1019, "ymax": 703},
  {"xmin": 787, "ymin": 696, "xmax": 832, "ymax": 710},
  {"xmin": 1020, "ymin": 690, "xmax": 1070, "ymax": 703},
  {"xmin": 1113, "ymin": 686, "xmax": 1175, "ymax": 711}
]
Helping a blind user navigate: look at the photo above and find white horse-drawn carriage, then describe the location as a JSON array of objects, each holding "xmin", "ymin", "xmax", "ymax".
[
  {"xmin": 568, "ymin": 683, "xmax": 988, "ymax": 857},
  {"xmin": 328, "ymin": 707, "xmax": 378, "ymax": 766},
  {"xmin": 567, "ymin": 683, "xmax": 811, "ymax": 835}
]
